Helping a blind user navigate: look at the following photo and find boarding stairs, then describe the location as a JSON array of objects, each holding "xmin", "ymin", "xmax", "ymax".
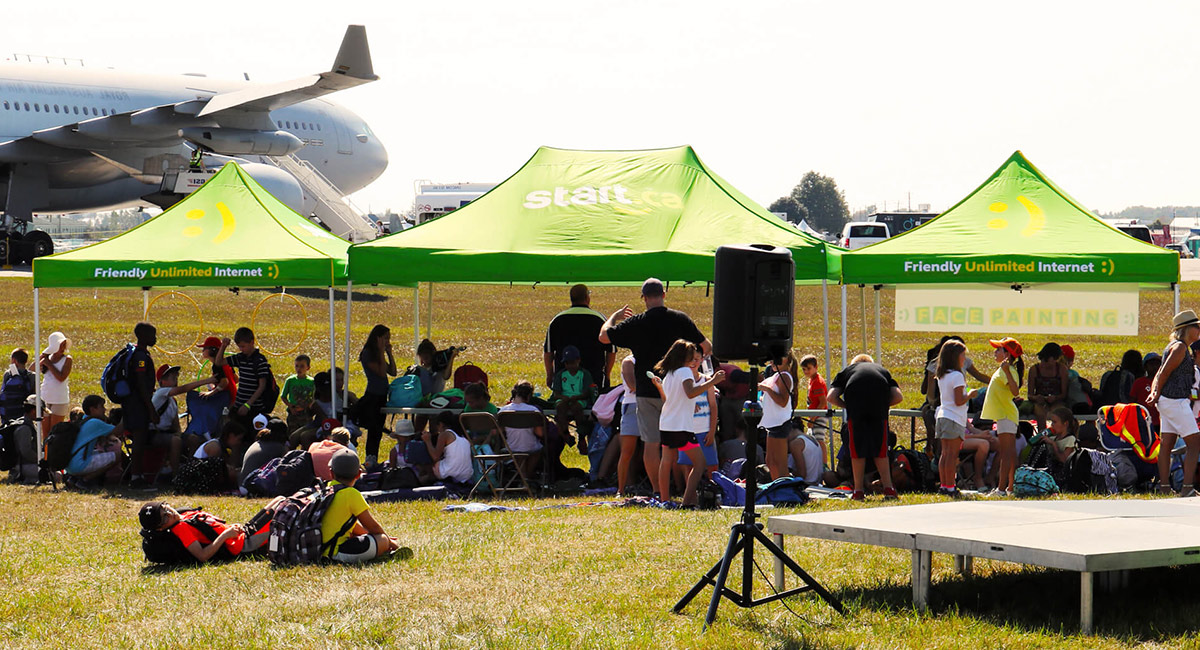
[{"xmin": 263, "ymin": 153, "xmax": 378, "ymax": 242}]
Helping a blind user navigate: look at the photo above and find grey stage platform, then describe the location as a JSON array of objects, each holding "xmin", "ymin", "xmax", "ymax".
[{"xmin": 768, "ymin": 498, "xmax": 1200, "ymax": 634}]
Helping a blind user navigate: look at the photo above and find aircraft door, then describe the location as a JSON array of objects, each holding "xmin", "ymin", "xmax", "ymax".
[{"xmin": 333, "ymin": 115, "xmax": 354, "ymax": 155}]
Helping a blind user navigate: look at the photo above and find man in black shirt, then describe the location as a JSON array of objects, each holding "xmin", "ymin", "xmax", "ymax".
[
  {"xmin": 600, "ymin": 278, "xmax": 710, "ymax": 496},
  {"xmin": 544, "ymin": 284, "xmax": 615, "ymax": 390},
  {"xmin": 828, "ymin": 354, "xmax": 903, "ymax": 501},
  {"xmin": 124, "ymin": 322, "xmax": 158, "ymax": 488}
]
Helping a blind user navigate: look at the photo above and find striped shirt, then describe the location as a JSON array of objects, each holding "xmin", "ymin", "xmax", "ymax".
[{"xmin": 226, "ymin": 350, "xmax": 273, "ymax": 410}]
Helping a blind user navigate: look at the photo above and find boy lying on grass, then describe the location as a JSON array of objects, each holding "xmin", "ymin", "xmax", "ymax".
[{"xmin": 139, "ymin": 501, "xmax": 270, "ymax": 563}]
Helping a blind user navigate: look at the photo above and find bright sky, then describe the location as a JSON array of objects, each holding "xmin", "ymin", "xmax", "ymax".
[{"xmin": 4, "ymin": 1, "xmax": 1199, "ymax": 215}]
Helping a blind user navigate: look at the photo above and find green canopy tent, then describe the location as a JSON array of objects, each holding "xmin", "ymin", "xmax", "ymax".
[
  {"xmin": 348, "ymin": 145, "xmax": 842, "ymax": 372},
  {"xmin": 31, "ymin": 161, "xmax": 354, "ymax": 428},
  {"xmin": 838, "ymin": 151, "xmax": 1180, "ymax": 359}
]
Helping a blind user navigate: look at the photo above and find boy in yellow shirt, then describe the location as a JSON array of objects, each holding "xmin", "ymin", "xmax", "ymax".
[{"xmin": 320, "ymin": 449, "xmax": 406, "ymax": 563}]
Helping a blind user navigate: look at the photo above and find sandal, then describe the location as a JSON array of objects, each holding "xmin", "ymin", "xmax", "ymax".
[{"xmin": 1157, "ymin": 485, "xmax": 1176, "ymax": 496}]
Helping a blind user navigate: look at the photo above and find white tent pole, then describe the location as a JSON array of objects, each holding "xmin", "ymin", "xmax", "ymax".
[
  {"xmin": 840, "ymin": 285, "xmax": 847, "ymax": 370},
  {"xmin": 142, "ymin": 289, "xmax": 148, "ymax": 319},
  {"xmin": 33, "ymin": 288, "xmax": 42, "ymax": 453},
  {"xmin": 859, "ymin": 285, "xmax": 867, "ymax": 355},
  {"xmin": 1175, "ymin": 283, "xmax": 1181, "ymax": 314},
  {"xmin": 328, "ymin": 287, "xmax": 338, "ymax": 418},
  {"xmin": 425, "ymin": 282, "xmax": 433, "ymax": 340},
  {"xmin": 821, "ymin": 278, "xmax": 831, "ymax": 382},
  {"xmin": 874, "ymin": 287, "xmax": 882, "ymax": 361},
  {"xmin": 343, "ymin": 281, "xmax": 352, "ymax": 409},
  {"xmin": 413, "ymin": 286, "xmax": 420, "ymax": 362}
]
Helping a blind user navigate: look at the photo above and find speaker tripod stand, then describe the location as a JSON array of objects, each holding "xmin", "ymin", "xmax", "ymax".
[{"xmin": 673, "ymin": 364, "xmax": 845, "ymax": 630}]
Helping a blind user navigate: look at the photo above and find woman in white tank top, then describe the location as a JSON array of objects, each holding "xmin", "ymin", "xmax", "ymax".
[
  {"xmin": 426, "ymin": 411, "xmax": 473, "ymax": 484},
  {"xmin": 759, "ymin": 353, "xmax": 796, "ymax": 481},
  {"xmin": 39, "ymin": 331, "xmax": 73, "ymax": 436}
]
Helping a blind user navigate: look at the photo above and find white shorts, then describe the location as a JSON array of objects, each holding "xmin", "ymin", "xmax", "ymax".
[
  {"xmin": 1158, "ymin": 397, "xmax": 1199, "ymax": 436},
  {"xmin": 994, "ymin": 418, "xmax": 1018, "ymax": 435},
  {"xmin": 47, "ymin": 403, "xmax": 69, "ymax": 417}
]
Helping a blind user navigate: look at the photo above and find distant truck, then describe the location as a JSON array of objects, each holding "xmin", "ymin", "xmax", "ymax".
[{"xmin": 867, "ymin": 211, "xmax": 937, "ymax": 236}]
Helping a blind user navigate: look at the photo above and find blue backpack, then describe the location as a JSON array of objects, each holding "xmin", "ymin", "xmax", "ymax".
[
  {"xmin": 387, "ymin": 375, "xmax": 422, "ymax": 408},
  {"xmin": 101, "ymin": 343, "xmax": 135, "ymax": 403},
  {"xmin": 1014, "ymin": 466, "xmax": 1059, "ymax": 497}
]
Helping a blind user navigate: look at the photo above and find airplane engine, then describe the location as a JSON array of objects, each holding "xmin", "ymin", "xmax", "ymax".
[
  {"xmin": 238, "ymin": 163, "xmax": 305, "ymax": 214},
  {"xmin": 178, "ymin": 127, "xmax": 304, "ymax": 157}
]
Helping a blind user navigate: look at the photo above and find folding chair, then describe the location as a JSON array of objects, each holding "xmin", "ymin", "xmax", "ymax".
[{"xmin": 460, "ymin": 412, "xmax": 534, "ymax": 498}]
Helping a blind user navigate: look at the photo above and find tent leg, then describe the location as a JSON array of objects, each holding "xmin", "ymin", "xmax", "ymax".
[
  {"xmin": 34, "ymin": 288, "xmax": 42, "ymax": 454},
  {"xmin": 344, "ymin": 281, "xmax": 353, "ymax": 410},
  {"xmin": 859, "ymin": 285, "xmax": 867, "ymax": 356},
  {"xmin": 142, "ymin": 289, "xmax": 149, "ymax": 319},
  {"xmin": 840, "ymin": 285, "xmax": 847, "ymax": 370},
  {"xmin": 822, "ymin": 278, "xmax": 832, "ymax": 468},
  {"xmin": 328, "ymin": 287, "xmax": 338, "ymax": 418},
  {"xmin": 413, "ymin": 286, "xmax": 421, "ymax": 362},
  {"xmin": 874, "ymin": 287, "xmax": 882, "ymax": 362},
  {"xmin": 1175, "ymin": 283, "xmax": 1180, "ymax": 314},
  {"xmin": 426, "ymin": 282, "xmax": 433, "ymax": 340}
]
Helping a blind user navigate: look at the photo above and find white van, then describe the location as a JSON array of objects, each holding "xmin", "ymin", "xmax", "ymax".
[{"xmin": 840, "ymin": 222, "xmax": 890, "ymax": 249}]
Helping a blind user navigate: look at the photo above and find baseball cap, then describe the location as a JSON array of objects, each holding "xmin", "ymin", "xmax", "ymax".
[
  {"xmin": 391, "ymin": 419, "xmax": 416, "ymax": 437},
  {"xmin": 196, "ymin": 336, "xmax": 222, "ymax": 349},
  {"xmin": 1144, "ymin": 351, "xmax": 1162, "ymax": 366},
  {"xmin": 155, "ymin": 364, "xmax": 181, "ymax": 384},
  {"xmin": 319, "ymin": 418, "xmax": 340, "ymax": 436},
  {"xmin": 138, "ymin": 502, "xmax": 167, "ymax": 529},
  {"xmin": 561, "ymin": 345, "xmax": 581, "ymax": 363},
  {"xmin": 641, "ymin": 278, "xmax": 665, "ymax": 297},
  {"xmin": 252, "ymin": 414, "xmax": 269, "ymax": 431},
  {"xmin": 329, "ymin": 448, "xmax": 361, "ymax": 480},
  {"xmin": 1060, "ymin": 344, "xmax": 1075, "ymax": 362},
  {"xmin": 988, "ymin": 337, "xmax": 1023, "ymax": 358}
]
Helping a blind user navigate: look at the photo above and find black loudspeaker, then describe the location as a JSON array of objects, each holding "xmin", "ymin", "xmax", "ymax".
[{"xmin": 712, "ymin": 244, "xmax": 794, "ymax": 362}]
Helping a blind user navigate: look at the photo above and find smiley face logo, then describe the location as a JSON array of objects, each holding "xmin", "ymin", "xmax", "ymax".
[
  {"xmin": 182, "ymin": 201, "xmax": 237, "ymax": 244},
  {"xmin": 984, "ymin": 196, "xmax": 1044, "ymax": 237},
  {"xmin": 1100, "ymin": 259, "xmax": 1116, "ymax": 276}
]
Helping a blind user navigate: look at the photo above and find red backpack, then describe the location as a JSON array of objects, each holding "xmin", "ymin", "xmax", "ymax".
[{"xmin": 453, "ymin": 363, "xmax": 488, "ymax": 390}]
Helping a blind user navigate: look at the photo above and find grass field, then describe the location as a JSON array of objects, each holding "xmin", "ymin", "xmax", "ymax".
[{"xmin": 2, "ymin": 278, "xmax": 1200, "ymax": 649}]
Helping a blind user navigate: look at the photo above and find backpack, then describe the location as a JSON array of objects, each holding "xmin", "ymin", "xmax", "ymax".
[
  {"xmin": 101, "ymin": 343, "xmax": 136, "ymax": 403},
  {"xmin": 267, "ymin": 483, "xmax": 355, "ymax": 566},
  {"xmin": 1013, "ymin": 467, "xmax": 1059, "ymax": 497},
  {"xmin": 453, "ymin": 363, "xmax": 488, "ymax": 390},
  {"xmin": 173, "ymin": 456, "xmax": 227, "ymax": 494},
  {"xmin": 387, "ymin": 375, "xmax": 422, "ymax": 408},
  {"xmin": 1097, "ymin": 366, "xmax": 1127, "ymax": 408},
  {"xmin": 0, "ymin": 368, "xmax": 31, "ymax": 421},
  {"xmin": 141, "ymin": 509, "xmax": 231, "ymax": 565},
  {"xmin": 756, "ymin": 477, "xmax": 811, "ymax": 506},
  {"xmin": 0, "ymin": 418, "xmax": 26, "ymax": 470},
  {"xmin": 274, "ymin": 449, "xmax": 318, "ymax": 497},
  {"xmin": 242, "ymin": 455, "xmax": 285, "ymax": 497},
  {"xmin": 893, "ymin": 447, "xmax": 936, "ymax": 493},
  {"xmin": 425, "ymin": 389, "xmax": 465, "ymax": 410},
  {"xmin": 43, "ymin": 420, "xmax": 84, "ymax": 472}
]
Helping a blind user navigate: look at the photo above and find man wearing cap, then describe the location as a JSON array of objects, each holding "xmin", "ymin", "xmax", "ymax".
[
  {"xmin": 544, "ymin": 284, "xmax": 615, "ymax": 390},
  {"xmin": 600, "ymin": 277, "xmax": 710, "ymax": 495},
  {"xmin": 1149, "ymin": 310, "xmax": 1200, "ymax": 496},
  {"xmin": 322, "ymin": 449, "xmax": 403, "ymax": 563}
]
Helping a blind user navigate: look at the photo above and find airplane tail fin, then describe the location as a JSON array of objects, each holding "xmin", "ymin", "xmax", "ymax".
[{"xmin": 332, "ymin": 25, "xmax": 377, "ymax": 80}]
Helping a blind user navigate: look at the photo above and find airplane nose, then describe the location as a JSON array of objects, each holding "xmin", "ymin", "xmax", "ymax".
[{"xmin": 369, "ymin": 135, "xmax": 388, "ymax": 181}]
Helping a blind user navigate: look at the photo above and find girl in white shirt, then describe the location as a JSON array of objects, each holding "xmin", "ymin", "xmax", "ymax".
[
  {"xmin": 39, "ymin": 331, "xmax": 72, "ymax": 437},
  {"xmin": 652, "ymin": 340, "xmax": 724, "ymax": 506},
  {"xmin": 759, "ymin": 352, "xmax": 797, "ymax": 480},
  {"xmin": 935, "ymin": 340, "xmax": 979, "ymax": 495}
]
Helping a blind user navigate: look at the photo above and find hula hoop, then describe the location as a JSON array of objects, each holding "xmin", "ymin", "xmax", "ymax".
[
  {"xmin": 251, "ymin": 292, "xmax": 308, "ymax": 356},
  {"xmin": 144, "ymin": 291, "xmax": 205, "ymax": 356}
]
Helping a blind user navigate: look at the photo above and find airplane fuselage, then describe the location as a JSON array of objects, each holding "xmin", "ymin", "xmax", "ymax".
[{"xmin": 0, "ymin": 62, "xmax": 387, "ymax": 215}]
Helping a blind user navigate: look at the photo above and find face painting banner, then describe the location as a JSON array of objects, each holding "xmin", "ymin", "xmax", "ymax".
[{"xmin": 894, "ymin": 283, "xmax": 1139, "ymax": 335}]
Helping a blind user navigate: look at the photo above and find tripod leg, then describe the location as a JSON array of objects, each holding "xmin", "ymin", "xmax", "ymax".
[
  {"xmin": 750, "ymin": 526, "xmax": 846, "ymax": 614},
  {"xmin": 704, "ymin": 529, "xmax": 745, "ymax": 630},
  {"xmin": 674, "ymin": 524, "xmax": 741, "ymax": 613}
]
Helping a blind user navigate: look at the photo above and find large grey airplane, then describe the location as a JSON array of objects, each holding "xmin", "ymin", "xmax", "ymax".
[{"xmin": 0, "ymin": 25, "xmax": 388, "ymax": 260}]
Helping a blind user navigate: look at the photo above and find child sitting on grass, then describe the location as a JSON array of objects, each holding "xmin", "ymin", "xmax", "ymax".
[
  {"xmin": 139, "ymin": 501, "xmax": 269, "ymax": 563},
  {"xmin": 322, "ymin": 449, "xmax": 403, "ymax": 564},
  {"xmin": 552, "ymin": 345, "xmax": 596, "ymax": 454},
  {"xmin": 281, "ymin": 354, "xmax": 315, "ymax": 433}
]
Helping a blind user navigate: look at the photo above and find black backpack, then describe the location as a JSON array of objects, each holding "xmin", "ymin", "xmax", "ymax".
[
  {"xmin": 274, "ymin": 449, "xmax": 318, "ymax": 497},
  {"xmin": 1097, "ymin": 366, "xmax": 1126, "ymax": 408},
  {"xmin": 0, "ymin": 418, "xmax": 26, "ymax": 470},
  {"xmin": 101, "ymin": 343, "xmax": 136, "ymax": 403},
  {"xmin": 141, "ymin": 509, "xmax": 232, "ymax": 564},
  {"xmin": 43, "ymin": 420, "xmax": 84, "ymax": 472},
  {"xmin": 0, "ymin": 369, "xmax": 31, "ymax": 421}
]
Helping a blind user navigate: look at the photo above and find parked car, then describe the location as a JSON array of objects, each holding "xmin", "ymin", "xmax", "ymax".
[
  {"xmin": 1116, "ymin": 224, "xmax": 1154, "ymax": 245},
  {"xmin": 1167, "ymin": 243, "xmax": 1193, "ymax": 259},
  {"xmin": 840, "ymin": 222, "xmax": 890, "ymax": 250}
]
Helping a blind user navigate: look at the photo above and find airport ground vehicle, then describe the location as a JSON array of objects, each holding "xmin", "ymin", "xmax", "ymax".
[{"xmin": 840, "ymin": 222, "xmax": 890, "ymax": 250}]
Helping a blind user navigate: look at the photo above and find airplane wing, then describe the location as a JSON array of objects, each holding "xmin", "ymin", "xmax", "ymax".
[
  {"xmin": 0, "ymin": 25, "xmax": 376, "ymax": 163},
  {"xmin": 197, "ymin": 25, "xmax": 376, "ymax": 117}
]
